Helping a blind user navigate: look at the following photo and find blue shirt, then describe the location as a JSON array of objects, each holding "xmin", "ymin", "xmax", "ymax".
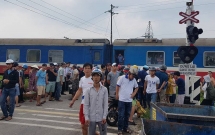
[
  {"xmin": 138, "ymin": 70, "xmax": 148, "ymax": 87},
  {"xmin": 155, "ymin": 71, "xmax": 168, "ymax": 89},
  {"xmin": 176, "ymin": 78, "xmax": 185, "ymax": 94},
  {"xmin": 36, "ymin": 69, "xmax": 46, "ymax": 86}
]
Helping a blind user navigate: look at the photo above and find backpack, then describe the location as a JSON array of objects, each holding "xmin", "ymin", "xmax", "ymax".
[{"xmin": 206, "ymin": 82, "xmax": 215, "ymax": 100}]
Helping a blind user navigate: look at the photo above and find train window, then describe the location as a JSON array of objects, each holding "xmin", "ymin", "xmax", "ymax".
[
  {"xmin": 94, "ymin": 51, "xmax": 100, "ymax": 61},
  {"xmin": 146, "ymin": 51, "xmax": 165, "ymax": 65},
  {"xmin": 173, "ymin": 51, "xmax": 184, "ymax": 66},
  {"xmin": 48, "ymin": 50, "xmax": 63, "ymax": 63},
  {"xmin": 6, "ymin": 49, "xmax": 20, "ymax": 62},
  {"xmin": 27, "ymin": 50, "xmax": 41, "ymax": 62},
  {"xmin": 204, "ymin": 51, "xmax": 215, "ymax": 67}
]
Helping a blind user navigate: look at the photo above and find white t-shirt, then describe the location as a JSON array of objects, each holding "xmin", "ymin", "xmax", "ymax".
[
  {"xmin": 79, "ymin": 76, "xmax": 93, "ymax": 104},
  {"xmin": 145, "ymin": 75, "xmax": 160, "ymax": 93},
  {"xmin": 117, "ymin": 75, "xmax": 138, "ymax": 102},
  {"xmin": 202, "ymin": 83, "xmax": 208, "ymax": 99}
]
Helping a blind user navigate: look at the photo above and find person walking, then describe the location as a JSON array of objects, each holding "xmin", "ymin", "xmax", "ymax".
[
  {"xmin": 155, "ymin": 65, "xmax": 168, "ymax": 103},
  {"xmin": 18, "ymin": 64, "xmax": 28, "ymax": 103},
  {"xmin": 144, "ymin": 67, "xmax": 160, "ymax": 108},
  {"xmin": 116, "ymin": 68, "xmax": 139, "ymax": 135},
  {"xmin": 84, "ymin": 69, "xmax": 108, "ymax": 135},
  {"xmin": 0, "ymin": 59, "xmax": 19, "ymax": 121},
  {"xmin": 35, "ymin": 64, "xmax": 47, "ymax": 106},
  {"xmin": 29, "ymin": 65, "xmax": 39, "ymax": 101},
  {"xmin": 137, "ymin": 65, "xmax": 149, "ymax": 108},
  {"xmin": 45, "ymin": 63, "xmax": 57, "ymax": 101},
  {"xmin": 55, "ymin": 62, "xmax": 66, "ymax": 102},
  {"xmin": 70, "ymin": 63, "xmax": 99, "ymax": 135}
]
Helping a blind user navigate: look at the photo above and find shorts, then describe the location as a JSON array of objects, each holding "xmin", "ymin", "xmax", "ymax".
[
  {"xmin": 79, "ymin": 104, "xmax": 85, "ymax": 125},
  {"xmin": 46, "ymin": 81, "xmax": 56, "ymax": 93},
  {"xmin": 175, "ymin": 94, "xmax": 185, "ymax": 104},
  {"xmin": 15, "ymin": 85, "xmax": 20, "ymax": 96},
  {"xmin": 37, "ymin": 86, "xmax": 45, "ymax": 96}
]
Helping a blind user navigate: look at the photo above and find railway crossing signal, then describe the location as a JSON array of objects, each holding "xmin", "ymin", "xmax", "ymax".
[
  {"xmin": 179, "ymin": 11, "xmax": 199, "ymax": 24},
  {"xmin": 177, "ymin": 46, "xmax": 198, "ymax": 63},
  {"xmin": 186, "ymin": 25, "xmax": 203, "ymax": 44}
]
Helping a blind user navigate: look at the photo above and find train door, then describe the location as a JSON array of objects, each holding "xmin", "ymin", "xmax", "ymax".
[
  {"xmin": 115, "ymin": 50, "xmax": 124, "ymax": 65},
  {"xmin": 91, "ymin": 50, "xmax": 102, "ymax": 65}
]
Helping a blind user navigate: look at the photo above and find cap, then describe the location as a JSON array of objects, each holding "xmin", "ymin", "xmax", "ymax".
[
  {"xmin": 112, "ymin": 63, "xmax": 118, "ymax": 66},
  {"xmin": 50, "ymin": 63, "xmax": 54, "ymax": 66},
  {"xmin": 160, "ymin": 65, "xmax": 167, "ymax": 70},
  {"xmin": 61, "ymin": 62, "xmax": 66, "ymax": 66},
  {"xmin": 22, "ymin": 64, "xmax": 28, "ymax": 69},
  {"xmin": 92, "ymin": 68, "xmax": 102, "ymax": 77},
  {"xmin": 129, "ymin": 66, "xmax": 138, "ymax": 75},
  {"xmin": 53, "ymin": 63, "xmax": 58, "ymax": 66},
  {"xmin": 6, "ymin": 59, "xmax": 14, "ymax": 64},
  {"xmin": 31, "ymin": 65, "xmax": 39, "ymax": 69},
  {"xmin": 143, "ymin": 65, "xmax": 149, "ymax": 70},
  {"xmin": 149, "ymin": 67, "xmax": 156, "ymax": 71}
]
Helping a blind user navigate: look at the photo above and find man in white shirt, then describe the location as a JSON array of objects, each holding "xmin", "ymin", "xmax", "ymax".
[
  {"xmin": 144, "ymin": 67, "xmax": 160, "ymax": 108},
  {"xmin": 116, "ymin": 68, "xmax": 138, "ymax": 134},
  {"xmin": 70, "ymin": 63, "xmax": 99, "ymax": 135}
]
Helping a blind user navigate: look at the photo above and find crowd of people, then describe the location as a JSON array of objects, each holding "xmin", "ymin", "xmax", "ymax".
[{"xmin": 0, "ymin": 58, "xmax": 214, "ymax": 135}]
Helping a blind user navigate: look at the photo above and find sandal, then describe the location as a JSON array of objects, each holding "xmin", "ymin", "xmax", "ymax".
[
  {"xmin": 16, "ymin": 104, "xmax": 21, "ymax": 107},
  {"xmin": 123, "ymin": 128, "xmax": 132, "ymax": 134},
  {"xmin": 0, "ymin": 116, "xmax": 6, "ymax": 120},
  {"xmin": 36, "ymin": 103, "xmax": 42, "ymax": 106},
  {"xmin": 5, "ymin": 116, "xmax": 12, "ymax": 121},
  {"xmin": 41, "ymin": 101, "xmax": 46, "ymax": 104},
  {"xmin": 118, "ymin": 131, "xmax": 123, "ymax": 135}
]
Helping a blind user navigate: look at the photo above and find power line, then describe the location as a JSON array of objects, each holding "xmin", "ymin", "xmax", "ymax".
[
  {"xmin": 118, "ymin": 2, "xmax": 215, "ymax": 14},
  {"xmin": 113, "ymin": 16, "xmax": 120, "ymax": 38},
  {"xmin": 29, "ymin": 0, "xmax": 107, "ymax": 31},
  {"xmin": 51, "ymin": 13, "xmax": 108, "ymax": 38},
  {"xmin": 5, "ymin": 0, "xmax": 106, "ymax": 37},
  {"xmin": 119, "ymin": 0, "xmax": 182, "ymax": 7},
  {"xmin": 116, "ymin": 0, "xmax": 187, "ymax": 11}
]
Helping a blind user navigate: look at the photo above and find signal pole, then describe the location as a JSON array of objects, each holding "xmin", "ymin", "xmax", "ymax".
[{"xmin": 105, "ymin": 4, "xmax": 118, "ymax": 45}]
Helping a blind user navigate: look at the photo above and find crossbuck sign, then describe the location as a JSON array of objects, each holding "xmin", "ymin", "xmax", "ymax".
[
  {"xmin": 179, "ymin": 11, "xmax": 199, "ymax": 24},
  {"xmin": 179, "ymin": 64, "xmax": 197, "ymax": 76}
]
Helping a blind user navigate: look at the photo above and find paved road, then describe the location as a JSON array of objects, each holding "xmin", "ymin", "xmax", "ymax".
[{"xmin": 0, "ymin": 92, "xmax": 118, "ymax": 135}]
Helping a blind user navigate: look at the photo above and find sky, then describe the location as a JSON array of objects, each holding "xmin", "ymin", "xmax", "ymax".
[{"xmin": 0, "ymin": 0, "xmax": 214, "ymax": 40}]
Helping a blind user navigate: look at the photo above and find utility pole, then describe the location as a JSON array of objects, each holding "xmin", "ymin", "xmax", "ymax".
[{"xmin": 105, "ymin": 4, "xmax": 118, "ymax": 45}]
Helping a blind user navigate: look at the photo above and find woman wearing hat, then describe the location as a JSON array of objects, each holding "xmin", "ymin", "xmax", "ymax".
[{"xmin": 29, "ymin": 65, "xmax": 39, "ymax": 101}]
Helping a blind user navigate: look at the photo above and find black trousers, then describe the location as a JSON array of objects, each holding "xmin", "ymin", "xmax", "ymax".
[
  {"xmin": 61, "ymin": 77, "xmax": 68, "ymax": 94},
  {"xmin": 18, "ymin": 87, "xmax": 25, "ymax": 102}
]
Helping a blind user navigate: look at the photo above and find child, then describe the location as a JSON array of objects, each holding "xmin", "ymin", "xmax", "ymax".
[
  {"xmin": 144, "ymin": 67, "xmax": 160, "ymax": 108},
  {"xmin": 173, "ymin": 71, "xmax": 185, "ymax": 104},
  {"xmin": 84, "ymin": 69, "xmax": 108, "ymax": 135}
]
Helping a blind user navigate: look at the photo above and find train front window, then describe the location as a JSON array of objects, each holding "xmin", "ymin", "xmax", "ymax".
[
  {"xmin": 173, "ymin": 51, "xmax": 184, "ymax": 66},
  {"xmin": 6, "ymin": 49, "xmax": 20, "ymax": 62},
  {"xmin": 27, "ymin": 50, "xmax": 41, "ymax": 62},
  {"xmin": 204, "ymin": 51, "xmax": 215, "ymax": 67},
  {"xmin": 146, "ymin": 51, "xmax": 165, "ymax": 65},
  {"xmin": 49, "ymin": 50, "xmax": 63, "ymax": 63}
]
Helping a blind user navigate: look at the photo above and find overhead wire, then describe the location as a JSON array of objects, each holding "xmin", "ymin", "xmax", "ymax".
[
  {"xmin": 116, "ymin": 0, "xmax": 187, "ymax": 11},
  {"xmin": 113, "ymin": 16, "xmax": 120, "ymax": 38},
  {"xmin": 29, "ymin": 0, "xmax": 107, "ymax": 31},
  {"xmin": 5, "ymin": 0, "xmax": 106, "ymax": 37},
  {"xmin": 118, "ymin": 2, "xmax": 215, "ymax": 14}
]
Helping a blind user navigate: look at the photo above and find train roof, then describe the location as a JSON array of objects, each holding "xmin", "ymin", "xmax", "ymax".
[
  {"xmin": 113, "ymin": 38, "xmax": 215, "ymax": 46},
  {"xmin": 0, "ymin": 38, "xmax": 215, "ymax": 46},
  {"xmin": 0, "ymin": 38, "xmax": 110, "ymax": 46}
]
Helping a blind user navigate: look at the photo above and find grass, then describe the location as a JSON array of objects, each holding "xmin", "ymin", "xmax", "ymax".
[{"xmin": 141, "ymin": 108, "xmax": 150, "ymax": 119}]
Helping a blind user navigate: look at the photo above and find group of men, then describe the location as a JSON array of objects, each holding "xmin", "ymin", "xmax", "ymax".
[
  {"xmin": 0, "ymin": 59, "xmax": 81, "ymax": 120},
  {"xmin": 0, "ymin": 59, "xmax": 187, "ymax": 135}
]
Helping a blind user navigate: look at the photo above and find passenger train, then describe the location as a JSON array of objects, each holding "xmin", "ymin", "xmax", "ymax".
[{"xmin": 0, "ymin": 38, "xmax": 214, "ymax": 77}]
